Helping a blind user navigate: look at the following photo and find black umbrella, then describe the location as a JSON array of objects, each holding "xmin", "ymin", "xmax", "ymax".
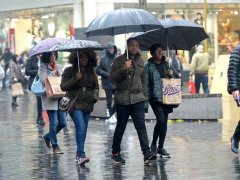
[
  {"xmin": 131, "ymin": 18, "xmax": 208, "ymax": 51},
  {"xmin": 50, "ymin": 39, "xmax": 105, "ymax": 51},
  {"xmin": 85, "ymin": 8, "xmax": 163, "ymax": 37},
  {"xmin": 85, "ymin": 8, "xmax": 162, "ymax": 58}
]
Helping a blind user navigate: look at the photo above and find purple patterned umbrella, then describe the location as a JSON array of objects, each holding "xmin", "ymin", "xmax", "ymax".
[
  {"xmin": 28, "ymin": 38, "xmax": 67, "ymax": 58},
  {"xmin": 50, "ymin": 39, "xmax": 105, "ymax": 51}
]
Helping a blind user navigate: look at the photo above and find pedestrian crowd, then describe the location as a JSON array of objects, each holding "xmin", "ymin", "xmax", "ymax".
[{"xmin": 0, "ymin": 37, "xmax": 217, "ymax": 166}]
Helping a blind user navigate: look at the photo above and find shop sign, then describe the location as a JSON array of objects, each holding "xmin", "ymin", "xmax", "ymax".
[{"xmin": 8, "ymin": 28, "xmax": 15, "ymax": 53}]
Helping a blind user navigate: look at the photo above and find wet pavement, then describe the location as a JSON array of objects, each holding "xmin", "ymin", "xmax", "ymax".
[{"xmin": 0, "ymin": 89, "xmax": 240, "ymax": 180}]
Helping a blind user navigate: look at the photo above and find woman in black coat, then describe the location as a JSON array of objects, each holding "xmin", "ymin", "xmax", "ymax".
[{"xmin": 25, "ymin": 56, "xmax": 45, "ymax": 126}]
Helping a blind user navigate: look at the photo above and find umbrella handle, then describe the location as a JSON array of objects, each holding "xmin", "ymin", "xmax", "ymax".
[{"xmin": 77, "ymin": 51, "xmax": 80, "ymax": 73}]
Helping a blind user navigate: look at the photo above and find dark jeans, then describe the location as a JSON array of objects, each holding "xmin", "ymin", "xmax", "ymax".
[
  {"xmin": 12, "ymin": 96, "xmax": 17, "ymax": 104},
  {"xmin": 195, "ymin": 73, "xmax": 209, "ymax": 94},
  {"xmin": 105, "ymin": 89, "xmax": 115, "ymax": 115},
  {"xmin": 3, "ymin": 64, "xmax": 9, "ymax": 88},
  {"xmin": 233, "ymin": 121, "xmax": 240, "ymax": 141},
  {"xmin": 36, "ymin": 96, "xmax": 43, "ymax": 119},
  {"xmin": 112, "ymin": 101, "xmax": 151, "ymax": 157},
  {"xmin": 150, "ymin": 102, "xmax": 169, "ymax": 149}
]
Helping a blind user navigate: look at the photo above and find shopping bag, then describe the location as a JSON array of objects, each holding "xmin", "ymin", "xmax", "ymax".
[
  {"xmin": 162, "ymin": 78, "xmax": 182, "ymax": 105},
  {"xmin": 31, "ymin": 75, "xmax": 46, "ymax": 96},
  {"xmin": 11, "ymin": 82, "xmax": 24, "ymax": 97},
  {"xmin": 187, "ymin": 79, "xmax": 196, "ymax": 94},
  {"xmin": 45, "ymin": 76, "xmax": 65, "ymax": 98}
]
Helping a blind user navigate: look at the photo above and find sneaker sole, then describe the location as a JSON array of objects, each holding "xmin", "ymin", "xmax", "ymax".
[
  {"xmin": 144, "ymin": 155, "xmax": 157, "ymax": 164},
  {"xmin": 159, "ymin": 155, "xmax": 171, "ymax": 158},
  {"xmin": 54, "ymin": 151, "xmax": 64, "ymax": 154},
  {"xmin": 111, "ymin": 159, "xmax": 125, "ymax": 164},
  {"xmin": 76, "ymin": 159, "xmax": 90, "ymax": 165}
]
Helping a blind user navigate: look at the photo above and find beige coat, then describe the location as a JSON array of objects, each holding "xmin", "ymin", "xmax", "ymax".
[
  {"xmin": 38, "ymin": 63, "xmax": 62, "ymax": 110},
  {"xmin": 191, "ymin": 52, "xmax": 211, "ymax": 74}
]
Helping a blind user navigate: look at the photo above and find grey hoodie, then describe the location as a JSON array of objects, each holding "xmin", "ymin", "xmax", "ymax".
[{"xmin": 96, "ymin": 42, "xmax": 117, "ymax": 89}]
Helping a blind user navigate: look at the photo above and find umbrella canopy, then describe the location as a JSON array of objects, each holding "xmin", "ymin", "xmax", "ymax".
[
  {"xmin": 28, "ymin": 38, "xmax": 67, "ymax": 58},
  {"xmin": 85, "ymin": 8, "xmax": 163, "ymax": 37},
  {"xmin": 131, "ymin": 18, "xmax": 208, "ymax": 51},
  {"xmin": 50, "ymin": 39, "xmax": 105, "ymax": 51}
]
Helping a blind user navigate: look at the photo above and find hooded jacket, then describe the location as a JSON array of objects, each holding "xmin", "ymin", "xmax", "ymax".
[
  {"xmin": 61, "ymin": 66, "xmax": 99, "ymax": 113},
  {"xmin": 96, "ymin": 42, "xmax": 117, "ymax": 89}
]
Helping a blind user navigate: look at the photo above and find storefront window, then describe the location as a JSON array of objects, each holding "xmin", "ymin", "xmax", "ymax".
[{"xmin": 218, "ymin": 14, "xmax": 240, "ymax": 54}]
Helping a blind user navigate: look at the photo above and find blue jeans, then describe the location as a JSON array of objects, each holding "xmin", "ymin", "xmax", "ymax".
[
  {"xmin": 45, "ymin": 110, "xmax": 67, "ymax": 148},
  {"xmin": 69, "ymin": 110, "xmax": 90, "ymax": 157},
  {"xmin": 195, "ymin": 73, "xmax": 209, "ymax": 94}
]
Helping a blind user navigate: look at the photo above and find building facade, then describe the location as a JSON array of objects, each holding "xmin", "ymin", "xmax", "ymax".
[{"xmin": 0, "ymin": 0, "xmax": 239, "ymax": 62}]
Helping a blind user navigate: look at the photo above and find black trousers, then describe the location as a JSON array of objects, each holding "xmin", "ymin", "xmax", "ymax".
[
  {"xmin": 104, "ymin": 89, "xmax": 115, "ymax": 115},
  {"xmin": 233, "ymin": 121, "xmax": 240, "ymax": 140},
  {"xmin": 36, "ymin": 96, "xmax": 43, "ymax": 119},
  {"xmin": 112, "ymin": 101, "xmax": 150, "ymax": 156},
  {"xmin": 150, "ymin": 102, "xmax": 169, "ymax": 149}
]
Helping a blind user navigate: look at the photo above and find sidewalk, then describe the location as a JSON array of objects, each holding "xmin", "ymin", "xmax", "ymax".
[{"xmin": 0, "ymin": 89, "xmax": 239, "ymax": 180}]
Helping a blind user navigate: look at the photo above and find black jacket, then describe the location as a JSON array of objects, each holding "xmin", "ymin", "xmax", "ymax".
[
  {"xmin": 227, "ymin": 44, "xmax": 240, "ymax": 93},
  {"xmin": 25, "ymin": 57, "xmax": 39, "ymax": 90}
]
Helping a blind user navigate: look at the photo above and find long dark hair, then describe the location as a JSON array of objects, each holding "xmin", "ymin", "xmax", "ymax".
[
  {"xmin": 68, "ymin": 50, "xmax": 99, "ymax": 87},
  {"xmin": 41, "ymin": 52, "xmax": 58, "ymax": 64},
  {"xmin": 68, "ymin": 50, "xmax": 98, "ymax": 70}
]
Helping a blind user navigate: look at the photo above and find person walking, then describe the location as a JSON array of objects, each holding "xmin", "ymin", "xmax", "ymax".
[
  {"xmin": 39, "ymin": 52, "xmax": 67, "ymax": 154},
  {"xmin": 170, "ymin": 52, "xmax": 183, "ymax": 79},
  {"xmin": 1, "ymin": 48, "xmax": 13, "ymax": 88},
  {"xmin": 25, "ymin": 56, "xmax": 45, "ymax": 126},
  {"xmin": 110, "ymin": 38, "xmax": 156, "ymax": 165},
  {"xmin": 190, "ymin": 45, "xmax": 211, "ymax": 94},
  {"xmin": 96, "ymin": 42, "xmax": 117, "ymax": 123},
  {"xmin": 9, "ymin": 55, "xmax": 24, "ymax": 106},
  {"xmin": 61, "ymin": 50, "xmax": 99, "ymax": 165},
  {"xmin": 227, "ymin": 44, "xmax": 240, "ymax": 154},
  {"xmin": 0, "ymin": 64, "xmax": 4, "ymax": 90},
  {"xmin": 145, "ymin": 44, "xmax": 174, "ymax": 158}
]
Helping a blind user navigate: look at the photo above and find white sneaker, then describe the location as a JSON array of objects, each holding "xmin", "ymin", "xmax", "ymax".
[
  {"xmin": 109, "ymin": 114, "xmax": 117, "ymax": 124},
  {"xmin": 106, "ymin": 109, "xmax": 110, "ymax": 117}
]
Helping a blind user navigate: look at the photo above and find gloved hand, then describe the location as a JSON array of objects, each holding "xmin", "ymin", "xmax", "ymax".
[{"xmin": 144, "ymin": 101, "xmax": 149, "ymax": 113}]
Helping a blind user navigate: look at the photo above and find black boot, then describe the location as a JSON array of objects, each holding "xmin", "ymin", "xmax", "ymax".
[{"xmin": 36, "ymin": 117, "xmax": 45, "ymax": 126}]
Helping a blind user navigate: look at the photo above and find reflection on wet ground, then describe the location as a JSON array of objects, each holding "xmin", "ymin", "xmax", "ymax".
[{"xmin": 0, "ymin": 90, "xmax": 240, "ymax": 180}]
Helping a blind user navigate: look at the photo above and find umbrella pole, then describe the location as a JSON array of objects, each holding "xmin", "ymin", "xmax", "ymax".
[
  {"xmin": 77, "ymin": 51, "xmax": 80, "ymax": 73},
  {"xmin": 125, "ymin": 33, "xmax": 129, "ymax": 59},
  {"xmin": 166, "ymin": 29, "xmax": 170, "ymax": 68}
]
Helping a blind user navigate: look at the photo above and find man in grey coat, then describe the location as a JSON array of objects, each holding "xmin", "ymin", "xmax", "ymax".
[{"xmin": 96, "ymin": 42, "xmax": 117, "ymax": 123}]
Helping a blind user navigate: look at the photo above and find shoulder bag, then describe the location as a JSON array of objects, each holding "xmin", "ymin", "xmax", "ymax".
[{"xmin": 31, "ymin": 75, "xmax": 46, "ymax": 96}]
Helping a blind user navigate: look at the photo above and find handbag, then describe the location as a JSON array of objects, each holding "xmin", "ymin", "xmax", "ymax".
[
  {"xmin": 59, "ymin": 92, "xmax": 81, "ymax": 113},
  {"xmin": 45, "ymin": 76, "xmax": 65, "ymax": 98},
  {"xmin": 162, "ymin": 78, "xmax": 182, "ymax": 105},
  {"xmin": 11, "ymin": 82, "xmax": 24, "ymax": 97},
  {"xmin": 31, "ymin": 75, "xmax": 46, "ymax": 96}
]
